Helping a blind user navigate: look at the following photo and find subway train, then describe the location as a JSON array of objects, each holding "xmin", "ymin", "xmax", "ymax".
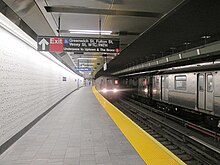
[
  {"xmin": 95, "ymin": 76, "xmax": 120, "ymax": 100},
  {"xmin": 95, "ymin": 62, "xmax": 220, "ymax": 129}
]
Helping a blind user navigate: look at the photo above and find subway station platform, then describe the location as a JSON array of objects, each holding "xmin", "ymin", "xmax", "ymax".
[{"xmin": 0, "ymin": 87, "xmax": 145, "ymax": 165}]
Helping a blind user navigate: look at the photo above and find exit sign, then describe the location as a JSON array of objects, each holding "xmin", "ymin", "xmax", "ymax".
[
  {"xmin": 49, "ymin": 38, "xmax": 64, "ymax": 52},
  {"xmin": 37, "ymin": 36, "xmax": 120, "ymax": 53}
]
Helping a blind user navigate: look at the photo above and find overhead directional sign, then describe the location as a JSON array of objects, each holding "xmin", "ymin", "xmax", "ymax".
[
  {"xmin": 75, "ymin": 68, "xmax": 92, "ymax": 71},
  {"xmin": 37, "ymin": 36, "xmax": 120, "ymax": 53}
]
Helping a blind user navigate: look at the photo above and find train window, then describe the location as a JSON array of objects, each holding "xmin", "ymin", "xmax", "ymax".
[
  {"xmin": 153, "ymin": 76, "xmax": 160, "ymax": 89},
  {"xmin": 161, "ymin": 76, "xmax": 164, "ymax": 87},
  {"xmin": 207, "ymin": 74, "xmax": 213, "ymax": 92},
  {"xmin": 133, "ymin": 78, "xmax": 138, "ymax": 87},
  {"xmin": 198, "ymin": 75, "xmax": 205, "ymax": 91},
  {"xmin": 155, "ymin": 76, "xmax": 160, "ymax": 89},
  {"xmin": 165, "ymin": 77, "xmax": 169, "ymax": 88},
  {"xmin": 107, "ymin": 79, "xmax": 113, "ymax": 85},
  {"xmin": 152, "ymin": 77, "xmax": 156, "ymax": 87},
  {"xmin": 175, "ymin": 75, "xmax": 186, "ymax": 90},
  {"xmin": 125, "ymin": 79, "xmax": 128, "ymax": 86},
  {"xmin": 143, "ymin": 79, "xmax": 147, "ymax": 86}
]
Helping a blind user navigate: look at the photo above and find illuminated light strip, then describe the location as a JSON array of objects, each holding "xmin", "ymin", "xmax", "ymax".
[
  {"xmin": 79, "ymin": 62, "xmax": 94, "ymax": 64},
  {"xmin": 69, "ymin": 29, "xmax": 112, "ymax": 35},
  {"xmin": 70, "ymin": 32, "xmax": 112, "ymax": 35},
  {"xmin": 92, "ymin": 86, "xmax": 186, "ymax": 165},
  {"xmin": 78, "ymin": 58, "xmax": 97, "ymax": 60}
]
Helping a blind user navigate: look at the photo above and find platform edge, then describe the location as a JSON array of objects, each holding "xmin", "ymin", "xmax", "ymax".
[{"xmin": 92, "ymin": 86, "xmax": 186, "ymax": 165}]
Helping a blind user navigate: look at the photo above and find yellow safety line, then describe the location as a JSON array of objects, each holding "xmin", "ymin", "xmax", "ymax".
[{"xmin": 92, "ymin": 86, "xmax": 186, "ymax": 165}]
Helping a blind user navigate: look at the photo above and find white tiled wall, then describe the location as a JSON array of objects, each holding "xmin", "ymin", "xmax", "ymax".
[{"xmin": 0, "ymin": 21, "xmax": 83, "ymax": 146}]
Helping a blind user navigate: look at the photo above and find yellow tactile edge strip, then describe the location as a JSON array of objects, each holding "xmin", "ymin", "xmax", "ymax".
[{"xmin": 92, "ymin": 86, "xmax": 186, "ymax": 165}]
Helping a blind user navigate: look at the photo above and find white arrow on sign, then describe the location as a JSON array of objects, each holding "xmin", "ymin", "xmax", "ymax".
[{"xmin": 39, "ymin": 38, "xmax": 49, "ymax": 50}]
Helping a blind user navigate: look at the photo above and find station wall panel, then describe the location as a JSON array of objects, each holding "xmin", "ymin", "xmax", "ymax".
[{"xmin": 0, "ymin": 24, "xmax": 83, "ymax": 146}]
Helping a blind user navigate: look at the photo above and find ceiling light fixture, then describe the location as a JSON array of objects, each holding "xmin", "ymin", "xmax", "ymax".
[
  {"xmin": 77, "ymin": 57, "xmax": 97, "ymax": 60},
  {"xmin": 79, "ymin": 63, "xmax": 94, "ymax": 65},
  {"xmin": 69, "ymin": 29, "xmax": 112, "ymax": 35}
]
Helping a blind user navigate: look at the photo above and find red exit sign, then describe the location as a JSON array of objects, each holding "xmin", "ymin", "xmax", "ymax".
[{"xmin": 49, "ymin": 38, "xmax": 64, "ymax": 52}]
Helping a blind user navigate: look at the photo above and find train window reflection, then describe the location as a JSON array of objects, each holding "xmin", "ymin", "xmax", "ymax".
[
  {"xmin": 107, "ymin": 79, "xmax": 113, "ymax": 86},
  {"xmin": 207, "ymin": 74, "xmax": 213, "ymax": 92},
  {"xmin": 198, "ymin": 74, "xmax": 205, "ymax": 91},
  {"xmin": 175, "ymin": 75, "xmax": 186, "ymax": 90},
  {"xmin": 161, "ymin": 76, "xmax": 165, "ymax": 88}
]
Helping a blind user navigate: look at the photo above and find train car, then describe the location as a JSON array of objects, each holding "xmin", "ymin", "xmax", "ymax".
[
  {"xmin": 151, "ymin": 67, "xmax": 220, "ymax": 118},
  {"xmin": 95, "ymin": 76, "xmax": 120, "ymax": 100},
  {"xmin": 120, "ymin": 62, "xmax": 220, "ymax": 129}
]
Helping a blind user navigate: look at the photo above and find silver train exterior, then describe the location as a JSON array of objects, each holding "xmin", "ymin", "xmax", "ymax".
[{"xmin": 125, "ymin": 64, "xmax": 220, "ymax": 118}]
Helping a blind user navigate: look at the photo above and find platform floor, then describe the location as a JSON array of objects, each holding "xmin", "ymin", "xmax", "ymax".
[{"xmin": 0, "ymin": 87, "xmax": 145, "ymax": 165}]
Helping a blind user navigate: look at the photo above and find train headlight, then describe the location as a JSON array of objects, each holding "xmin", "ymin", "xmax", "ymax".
[
  {"xmin": 144, "ymin": 88, "xmax": 148, "ymax": 93},
  {"xmin": 113, "ymin": 88, "xmax": 118, "ymax": 93},
  {"xmin": 102, "ymin": 88, "xmax": 107, "ymax": 93}
]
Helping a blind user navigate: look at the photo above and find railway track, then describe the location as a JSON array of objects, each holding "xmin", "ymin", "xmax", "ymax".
[
  {"xmin": 129, "ymin": 96, "xmax": 220, "ymax": 141},
  {"xmin": 113, "ymin": 98, "xmax": 220, "ymax": 165}
]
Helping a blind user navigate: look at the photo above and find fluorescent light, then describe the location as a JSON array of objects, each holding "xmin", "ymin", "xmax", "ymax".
[
  {"xmin": 78, "ymin": 58, "xmax": 97, "ymax": 60},
  {"xmin": 69, "ymin": 29, "xmax": 112, "ymax": 35},
  {"xmin": 79, "ymin": 63, "xmax": 94, "ymax": 65}
]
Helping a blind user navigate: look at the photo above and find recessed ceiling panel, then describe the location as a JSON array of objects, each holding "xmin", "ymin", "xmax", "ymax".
[
  {"xmin": 46, "ymin": 0, "xmax": 109, "ymax": 9},
  {"xmin": 53, "ymin": 13, "xmax": 106, "ymax": 31}
]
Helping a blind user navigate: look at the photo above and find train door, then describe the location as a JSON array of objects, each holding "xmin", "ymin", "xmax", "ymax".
[
  {"xmin": 197, "ymin": 73, "xmax": 214, "ymax": 110},
  {"xmin": 149, "ymin": 77, "xmax": 153, "ymax": 98},
  {"xmin": 161, "ymin": 76, "xmax": 168, "ymax": 101},
  {"xmin": 138, "ymin": 78, "xmax": 145, "ymax": 97},
  {"xmin": 206, "ymin": 74, "xmax": 214, "ymax": 110}
]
